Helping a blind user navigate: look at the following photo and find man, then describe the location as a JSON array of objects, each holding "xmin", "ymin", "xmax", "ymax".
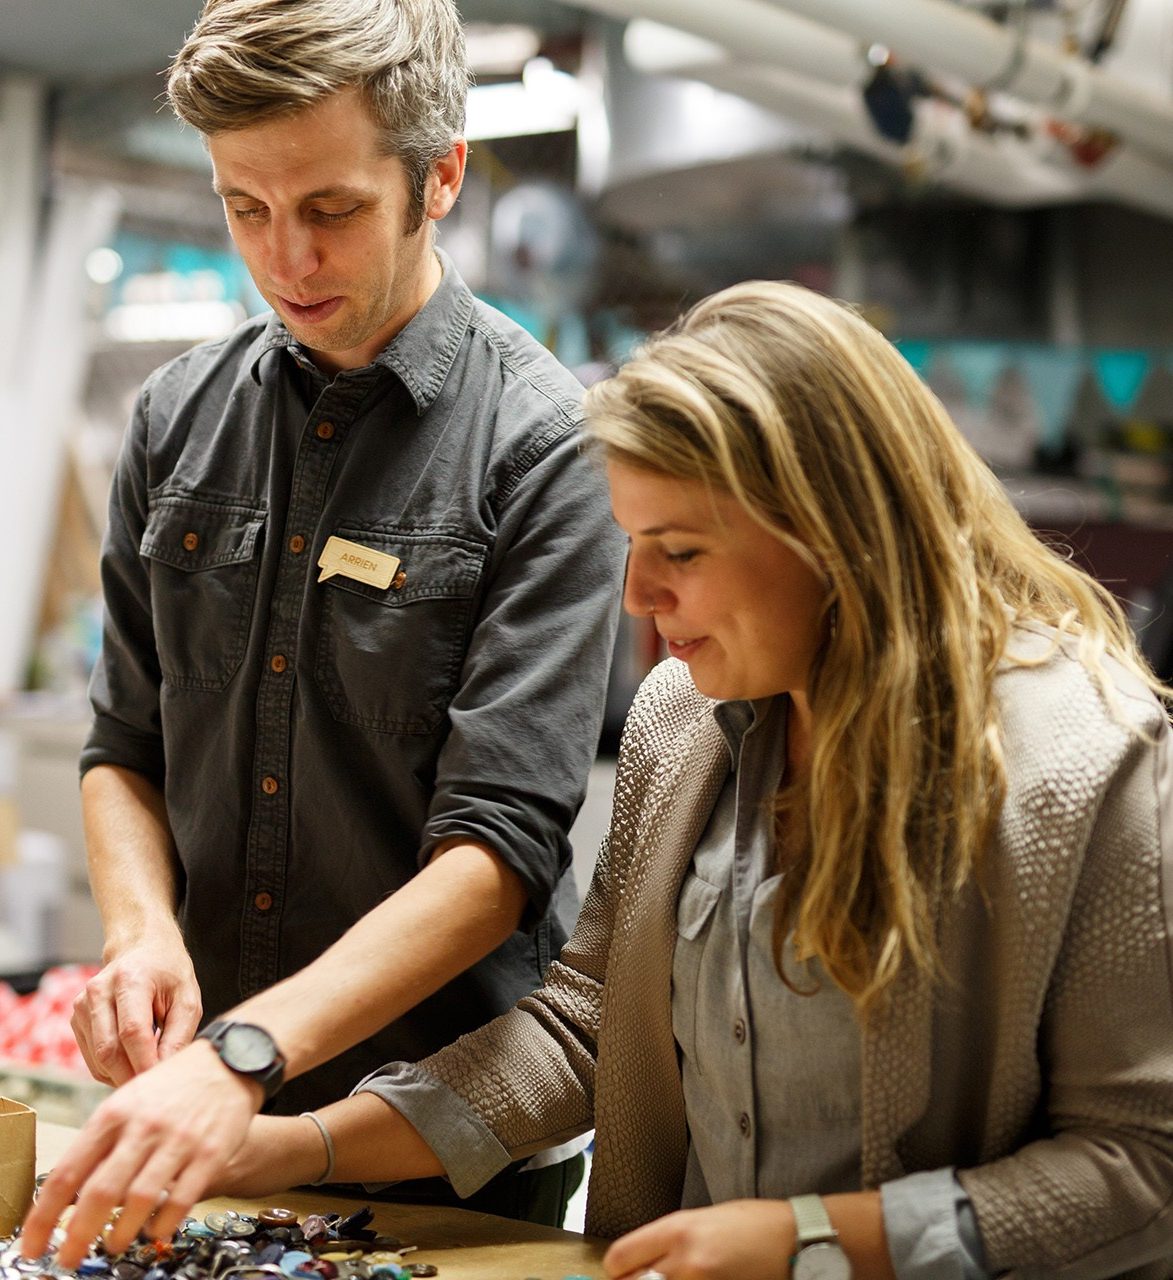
[{"xmin": 21, "ymin": 0, "xmax": 622, "ymax": 1264}]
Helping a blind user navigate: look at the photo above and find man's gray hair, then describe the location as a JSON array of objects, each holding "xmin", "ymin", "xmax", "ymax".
[{"xmin": 168, "ymin": 0, "xmax": 470, "ymax": 228}]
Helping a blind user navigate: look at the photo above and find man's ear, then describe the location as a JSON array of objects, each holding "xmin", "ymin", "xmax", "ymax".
[{"xmin": 425, "ymin": 139, "xmax": 467, "ymax": 222}]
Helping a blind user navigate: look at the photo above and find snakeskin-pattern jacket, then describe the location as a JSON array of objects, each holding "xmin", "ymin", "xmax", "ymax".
[{"xmin": 415, "ymin": 631, "xmax": 1173, "ymax": 1277}]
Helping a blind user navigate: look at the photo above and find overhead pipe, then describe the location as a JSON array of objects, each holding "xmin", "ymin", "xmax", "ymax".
[
  {"xmin": 573, "ymin": 0, "xmax": 868, "ymax": 90},
  {"xmin": 761, "ymin": 0, "xmax": 1173, "ymax": 165},
  {"xmin": 623, "ymin": 21, "xmax": 1173, "ymax": 222}
]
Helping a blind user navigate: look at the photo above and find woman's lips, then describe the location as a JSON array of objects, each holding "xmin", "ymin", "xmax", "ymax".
[
  {"xmin": 666, "ymin": 636, "xmax": 705, "ymax": 661},
  {"xmin": 279, "ymin": 295, "xmax": 344, "ymax": 325}
]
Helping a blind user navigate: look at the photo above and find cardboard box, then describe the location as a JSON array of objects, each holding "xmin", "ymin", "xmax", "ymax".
[{"xmin": 0, "ymin": 1096, "xmax": 35, "ymax": 1234}]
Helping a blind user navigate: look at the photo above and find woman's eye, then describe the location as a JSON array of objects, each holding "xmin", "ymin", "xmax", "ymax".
[
  {"xmin": 231, "ymin": 206, "xmax": 266, "ymax": 221},
  {"xmin": 665, "ymin": 549, "xmax": 699, "ymax": 564}
]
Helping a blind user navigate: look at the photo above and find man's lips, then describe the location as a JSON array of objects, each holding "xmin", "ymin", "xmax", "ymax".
[{"xmin": 278, "ymin": 295, "xmax": 344, "ymax": 324}]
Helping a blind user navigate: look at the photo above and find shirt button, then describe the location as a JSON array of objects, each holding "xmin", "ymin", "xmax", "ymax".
[
  {"xmin": 270, "ymin": 654, "xmax": 287, "ymax": 674},
  {"xmin": 261, "ymin": 775, "xmax": 279, "ymax": 795},
  {"xmin": 733, "ymin": 1018, "xmax": 747, "ymax": 1044},
  {"xmin": 182, "ymin": 532, "xmax": 199, "ymax": 552},
  {"xmin": 254, "ymin": 891, "xmax": 274, "ymax": 912},
  {"xmin": 315, "ymin": 421, "xmax": 336, "ymax": 440},
  {"xmin": 739, "ymin": 1112, "xmax": 752, "ymax": 1138},
  {"xmin": 289, "ymin": 534, "xmax": 306, "ymax": 554}
]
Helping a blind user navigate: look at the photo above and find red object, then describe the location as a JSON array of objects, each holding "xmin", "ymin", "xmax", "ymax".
[{"xmin": 0, "ymin": 964, "xmax": 98, "ymax": 1074}]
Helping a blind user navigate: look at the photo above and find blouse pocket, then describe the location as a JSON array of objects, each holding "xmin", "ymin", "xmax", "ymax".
[
  {"xmin": 672, "ymin": 871, "xmax": 723, "ymax": 1073},
  {"xmin": 140, "ymin": 495, "xmax": 265, "ymax": 692},
  {"xmin": 314, "ymin": 530, "xmax": 485, "ymax": 736}
]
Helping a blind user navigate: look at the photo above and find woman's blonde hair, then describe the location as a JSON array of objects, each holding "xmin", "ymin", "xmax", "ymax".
[{"xmin": 585, "ymin": 279, "xmax": 1167, "ymax": 1010}]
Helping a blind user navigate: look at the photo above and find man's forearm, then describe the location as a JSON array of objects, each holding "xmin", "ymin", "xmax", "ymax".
[
  {"xmin": 228, "ymin": 839, "xmax": 529, "ymax": 1078},
  {"xmin": 82, "ymin": 764, "xmax": 183, "ymax": 953}
]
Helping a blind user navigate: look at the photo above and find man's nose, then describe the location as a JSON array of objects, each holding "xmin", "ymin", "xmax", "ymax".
[{"xmin": 266, "ymin": 218, "xmax": 319, "ymax": 286}]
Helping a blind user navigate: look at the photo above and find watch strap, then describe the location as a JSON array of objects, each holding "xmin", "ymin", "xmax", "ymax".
[{"xmin": 791, "ymin": 1194, "xmax": 836, "ymax": 1244}]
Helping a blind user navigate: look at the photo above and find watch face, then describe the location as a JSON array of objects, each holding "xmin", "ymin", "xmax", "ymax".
[
  {"xmin": 221, "ymin": 1023, "xmax": 277, "ymax": 1072},
  {"xmin": 793, "ymin": 1243, "xmax": 852, "ymax": 1280}
]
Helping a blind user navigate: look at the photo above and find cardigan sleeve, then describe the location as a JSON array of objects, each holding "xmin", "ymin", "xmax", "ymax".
[
  {"xmin": 958, "ymin": 708, "xmax": 1173, "ymax": 1278},
  {"xmin": 354, "ymin": 662, "xmax": 675, "ymax": 1171}
]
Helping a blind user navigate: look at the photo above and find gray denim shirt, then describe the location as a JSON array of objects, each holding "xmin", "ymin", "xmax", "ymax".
[{"xmin": 82, "ymin": 251, "xmax": 625, "ymax": 1113}]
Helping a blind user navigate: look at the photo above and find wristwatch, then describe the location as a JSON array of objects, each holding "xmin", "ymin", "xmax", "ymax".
[
  {"xmin": 196, "ymin": 1020, "xmax": 286, "ymax": 1100},
  {"xmin": 789, "ymin": 1195, "xmax": 852, "ymax": 1280}
]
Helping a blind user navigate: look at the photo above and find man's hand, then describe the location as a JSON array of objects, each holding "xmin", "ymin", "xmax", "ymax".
[
  {"xmin": 72, "ymin": 937, "xmax": 202, "ymax": 1086},
  {"xmin": 19, "ymin": 1039, "xmax": 262, "ymax": 1268}
]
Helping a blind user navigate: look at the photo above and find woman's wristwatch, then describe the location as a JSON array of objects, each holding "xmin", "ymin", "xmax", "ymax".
[{"xmin": 789, "ymin": 1195, "xmax": 852, "ymax": 1280}]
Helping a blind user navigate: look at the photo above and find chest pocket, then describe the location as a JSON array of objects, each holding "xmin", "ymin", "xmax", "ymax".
[
  {"xmin": 672, "ymin": 871, "xmax": 723, "ymax": 1074},
  {"xmin": 314, "ymin": 529, "xmax": 485, "ymax": 736},
  {"xmin": 140, "ymin": 496, "xmax": 266, "ymax": 692}
]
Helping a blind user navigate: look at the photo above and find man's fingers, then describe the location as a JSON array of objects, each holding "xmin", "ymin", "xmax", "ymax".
[
  {"xmin": 113, "ymin": 977, "xmax": 162, "ymax": 1077},
  {"xmin": 19, "ymin": 1119, "xmax": 118, "ymax": 1260},
  {"xmin": 154, "ymin": 986, "xmax": 202, "ymax": 1061}
]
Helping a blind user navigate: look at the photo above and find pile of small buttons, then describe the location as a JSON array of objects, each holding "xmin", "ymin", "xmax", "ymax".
[{"xmin": 0, "ymin": 1205, "xmax": 440, "ymax": 1280}]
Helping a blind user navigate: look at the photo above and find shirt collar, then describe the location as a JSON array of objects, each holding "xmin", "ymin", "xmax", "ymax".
[
  {"xmin": 712, "ymin": 695, "xmax": 786, "ymax": 768},
  {"xmin": 249, "ymin": 247, "xmax": 474, "ymax": 413}
]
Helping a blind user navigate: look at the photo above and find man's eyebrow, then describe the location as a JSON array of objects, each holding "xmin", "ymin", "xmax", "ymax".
[{"xmin": 212, "ymin": 182, "xmax": 373, "ymax": 201}]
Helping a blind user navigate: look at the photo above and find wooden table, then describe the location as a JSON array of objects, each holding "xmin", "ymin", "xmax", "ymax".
[{"xmin": 36, "ymin": 1122, "xmax": 607, "ymax": 1280}]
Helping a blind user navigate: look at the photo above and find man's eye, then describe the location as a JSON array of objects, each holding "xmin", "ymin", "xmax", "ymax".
[
  {"xmin": 313, "ymin": 207, "xmax": 361, "ymax": 223},
  {"xmin": 230, "ymin": 206, "xmax": 266, "ymax": 221}
]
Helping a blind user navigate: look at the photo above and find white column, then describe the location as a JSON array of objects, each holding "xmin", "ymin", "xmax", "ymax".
[{"xmin": 0, "ymin": 71, "xmax": 122, "ymax": 693}]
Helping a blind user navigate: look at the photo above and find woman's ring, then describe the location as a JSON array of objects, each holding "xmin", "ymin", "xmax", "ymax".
[{"xmin": 637, "ymin": 1272, "xmax": 667, "ymax": 1280}]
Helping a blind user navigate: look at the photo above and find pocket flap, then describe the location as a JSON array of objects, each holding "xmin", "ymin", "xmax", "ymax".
[
  {"xmin": 142, "ymin": 498, "xmax": 265, "ymax": 572},
  {"xmin": 321, "ymin": 530, "xmax": 484, "ymax": 607},
  {"xmin": 675, "ymin": 872, "xmax": 722, "ymax": 941}
]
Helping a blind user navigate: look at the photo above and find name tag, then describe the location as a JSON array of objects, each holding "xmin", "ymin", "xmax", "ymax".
[{"xmin": 317, "ymin": 536, "xmax": 401, "ymax": 590}]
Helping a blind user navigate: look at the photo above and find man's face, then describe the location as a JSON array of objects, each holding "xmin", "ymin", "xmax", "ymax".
[{"xmin": 209, "ymin": 88, "xmax": 456, "ymax": 373}]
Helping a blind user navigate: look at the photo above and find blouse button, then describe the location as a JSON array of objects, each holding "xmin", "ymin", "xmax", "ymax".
[
  {"xmin": 270, "ymin": 654, "xmax": 287, "ymax": 674},
  {"xmin": 733, "ymin": 1018, "xmax": 747, "ymax": 1044},
  {"xmin": 738, "ymin": 1112, "xmax": 752, "ymax": 1138},
  {"xmin": 261, "ymin": 775, "xmax": 279, "ymax": 796},
  {"xmin": 254, "ymin": 891, "xmax": 274, "ymax": 912},
  {"xmin": 315, "ymin": 421, "xmax": 336, "ymax": 440}
]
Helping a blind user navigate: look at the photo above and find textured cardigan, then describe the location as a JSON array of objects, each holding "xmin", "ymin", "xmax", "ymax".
[{"xmin": 411, "ymin": 636, "xmax": 1173, "ymax": 1278}]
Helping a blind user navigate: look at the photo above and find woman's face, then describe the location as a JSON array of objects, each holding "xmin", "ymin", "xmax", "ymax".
[{"xmin": 608, "ymin": 461, "xmax": 830, "ymax": 703}]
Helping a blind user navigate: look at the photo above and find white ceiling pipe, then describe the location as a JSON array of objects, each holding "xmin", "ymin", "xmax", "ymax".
[
  {"xmin": 762, "ymin": 0, "xmax": 1173, "ymax": 164},
  {"xmin": 625, "ymin": 18, "xmax": 1173, "ymax": 220},
  {"xmin": 580, "ymin": 0, "xmax": 869, "ymax": 89}
]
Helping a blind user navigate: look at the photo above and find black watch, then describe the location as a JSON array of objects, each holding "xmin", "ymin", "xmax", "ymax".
[{"xmin": 196, "ymin": 1020, "xmax": 286, "ymax": 1100}]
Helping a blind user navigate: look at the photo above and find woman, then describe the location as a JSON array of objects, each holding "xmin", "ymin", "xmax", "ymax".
[{"xmin": 220, "ymin": 282, "xmax": 1173, "ymax": 1278}]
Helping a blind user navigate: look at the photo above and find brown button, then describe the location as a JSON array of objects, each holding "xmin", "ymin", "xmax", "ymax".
[
  {"xmin": 733, "ymin": 1018, "xmax": 747, "ymax": 1044},
  {"xmin": 258, "ymin": 1207, "xmax": 298, "ymax": 1227},
  {"xmin": 182, "ymin": 532, "xmax": 199, "ymax": 552},
  {"xmin": 261, "ymin": 775, "xmax": 279, "ymax": 795},
  {"xmin": 739, "ymin": 1112, "xmax": 752, "ymax": 1138},
  {"xmin": 315, "ymin": 421, "xmax": 336, "ymax": 440},
  {"xmin": 289, "ymin": 534, "xmax": 306, "ymax": 554},
  {"xmin": 254, "ymin": 891, "xmax": 273, "ymax": 912},
  {"xmin": 270, "ymin": 654, "xmax": 288, "ymax": 674},
  {"xmin": 391, "ymin": 569, "xmax": 407, "ymax": 591}
]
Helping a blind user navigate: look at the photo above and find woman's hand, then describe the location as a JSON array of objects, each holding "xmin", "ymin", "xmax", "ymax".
[
  {"xmin": 604, "ymin": 1200, "xmax": 794, "ymax": 1280},
  {"xmin": 603, "ymin": 1193, "xmax": 894, "ymax": 1280}
]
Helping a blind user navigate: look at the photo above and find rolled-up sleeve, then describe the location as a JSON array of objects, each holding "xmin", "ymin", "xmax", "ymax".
[
  {"xmin": 422, "ymin": 425, "xmax": 624, "ymax": 927},
  {"xmin": 882, "ymin": 1168, "xmax": 989, "ymax": 1280},
  {"xmin": 81, "ymin": 379, "xmax": 166, "ymax": 785}
]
